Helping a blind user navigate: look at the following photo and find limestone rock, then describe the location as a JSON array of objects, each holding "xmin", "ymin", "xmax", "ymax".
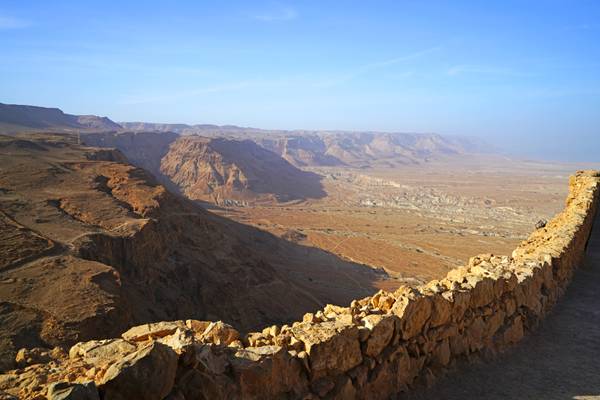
[
  {"xmin": 391, "ymin": 290, "xmax": 432, "ymax": 340},
  {"xmin": 14, "ymin": 347, "xmax": 52, "ymax": 368},
  {"xmin": 291, "ymin": 321, "xmax": 362, "ymax": 379},
  {"xmin": 230, "ymin": 345, "xmax": 307, "ymax": 398},
  {"xmin": 361, "ymin": 315, "xmax": 397, "ymax": 357},
  {"xmin": 200, "ymin": 321, "xmax": 240, "ymax": 345},
  {"xmin": 69, "ymin": 339, "xmax": 137, "ymax": 365},
  {"xmin": 99, "ymin": 342, "xmax": 178, "ymax": 400},
  {"xmin": 157, "ymin": 328, "xmax": 195, "ymax": 354},
  {"xmin": 121, "ymin": 320, "xmax": 187, "ymax": 342},
  {"xmin": 185, "ymin": 320, "xmax": 212, "ymax": 336}
]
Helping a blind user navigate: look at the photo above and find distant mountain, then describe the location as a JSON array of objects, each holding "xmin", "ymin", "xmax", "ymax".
[
  {"xmin": 256, "ymin": 132, "xmax": 476, "ymax": 168},
  {"xmin": 0, "ymin": 103, "xmax": 493, "ymax": 170},
  {"xmin": 119, "ymin": 122, "xmax": 493, "ymax": 168},
  {"xmin": 0, "ymin": 103, "xmax": 121, "ymax": 133}
]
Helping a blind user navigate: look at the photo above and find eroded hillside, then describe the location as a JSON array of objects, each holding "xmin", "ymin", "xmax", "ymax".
[
  {"xmin": 0, "ymin": 133, "xmax": 381, "ymax": 371},
  {"xmin": 83, "ymin": 132, "xmax": 326, "ymax": 204}
]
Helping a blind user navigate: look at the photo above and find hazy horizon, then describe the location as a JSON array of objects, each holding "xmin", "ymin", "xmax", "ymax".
[{"xmin": 1, "ymin": 1, "xmax": 599, "ymax": 162}]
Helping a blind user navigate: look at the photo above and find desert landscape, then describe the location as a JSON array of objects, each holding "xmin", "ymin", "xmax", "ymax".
[
  {"xmin": 0, "ymin": 103, "xmax": 598, "ymax": 399},
  {"xmin": 1, "ymin": 103, "xmax": 597, "ymax": 371},
  {"xmin": 0, "ymin": 2, "xmax": 598, "ymax": 398}
]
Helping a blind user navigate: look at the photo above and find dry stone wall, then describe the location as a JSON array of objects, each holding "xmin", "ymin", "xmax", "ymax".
[{"xmin": 1, "ymin": 171, "xmax": 599, "ymax": 400}]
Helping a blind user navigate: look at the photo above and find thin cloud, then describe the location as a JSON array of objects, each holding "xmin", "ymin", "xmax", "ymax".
[
  {"xmin": 446, "ymin": 65, "xmax": 525, "ymax": 77},
  {"xmin": 253, "ymin": 5, "xmax": 297, "ymax": 22},
  {"xmin": 0, "ymin": 15, "xmax": 30, "ymax": 29},
  {"xmin": 316, "ymin": 46, "xmax": 442, "ymax": 87},
  {"xmin": 119, "ymin": 81, "xmax": 258, "ymax": 105}
]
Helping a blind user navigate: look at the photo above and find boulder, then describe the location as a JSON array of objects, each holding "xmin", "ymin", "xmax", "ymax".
[
  {"xmin": 291, "ymin": 321, "xmax": 362, "ymax": 380},
  {"xmin": 121, "ymin": 321, "xmax": 187, "ymax": 342},
  {"xmin": 157, "ymin": 328, "xmax": 195, "ymax": 354},
  {"xmin": 69, "ymin": 339, "xmax": 137, "ymax": 365},
  {"xmin": 195, "ymin": 344, "xmax": 230, "ymax": 375},
  {"xmin": 466, "ymin": 275, "xmax": 496, "ymax": 308},
  {"xmin": 199, "ymin": 321, "xmax": 240, "ymax": 345},
  {"xmin": 361, "ymin": 315, "xmax": 397, "ymax": 357},
  {"xmin": 14, "ymin": 347, "xmax": 52, "ymax": 368},
  {"xmin": 174, "ymin": 369, "xmax": 237, "ymax": 400},
  {"xmin": 391, "ymin": 290, "xmax": 432, "ymax": 340},
  {"xmin": 47, "ymin": 381, "xmax": 100, "ymax": 400},
  {"xmin": 230, "ymin": 345, "xmax": 307, "ymax": 398},
  {"xmin": 99, "ymin": 342, "xmax": 178, "ymax": 400},
  {"xmin": 428, "ymin": 293, "xmax": 453, "ymax": 327},
  {"xmin": 185, "ymin": 320, "xmax": 212, "ymax": 336}
]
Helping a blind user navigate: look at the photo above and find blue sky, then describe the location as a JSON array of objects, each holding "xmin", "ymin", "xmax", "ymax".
[{"xmin": 1, "ymin": 1, "xmax": 599, "ymax": 161}]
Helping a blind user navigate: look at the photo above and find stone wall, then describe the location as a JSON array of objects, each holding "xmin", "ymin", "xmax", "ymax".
[{"xmin": 1, "ymin": 171, "xmax": 599, "ymax": 400}]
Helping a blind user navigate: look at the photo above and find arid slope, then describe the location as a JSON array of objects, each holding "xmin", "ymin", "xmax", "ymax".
[{"xmin": 0, "ymin": 133, "xmax": 380, "ymax": 370}]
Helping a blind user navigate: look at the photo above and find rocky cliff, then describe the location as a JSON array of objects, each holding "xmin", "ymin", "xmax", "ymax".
[
  {"xmin": 160, "ymin": 136, "xmax": 326, "ymax": 203},
  {"xmin": 0, "ymin": 134, "xmax": 380, "ymax": 376},
  {"xmin": 1, "ymin": 170, "xmax": 597, "ymax": 399},
  {"xmin": 82, "ymin": 132, "xmax": 327, "ymax": 204}
]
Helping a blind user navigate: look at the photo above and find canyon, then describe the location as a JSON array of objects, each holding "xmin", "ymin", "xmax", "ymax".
[
  {"xmin": 0, "ymin": 170, "xmax": 597, "ymax": 399},
  {"xmin": 1, "ymin": 104, "xmax": 599, "ymax": 399},
  {"xmin": 0, "ymin": 133, "xmax": 381, "ymax": 373}
]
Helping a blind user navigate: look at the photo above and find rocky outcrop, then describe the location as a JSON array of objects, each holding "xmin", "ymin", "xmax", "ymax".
[
  {"xmin": 1, "ymin": 171, "xmax": 597, "ymax": 399},
  {"xmin": 82, "ymin": 132, "xmax": 327, "ymax": 204},
  {"xmin": 159, "ymin": 136, "xmax": 326, "ymax": 203}
]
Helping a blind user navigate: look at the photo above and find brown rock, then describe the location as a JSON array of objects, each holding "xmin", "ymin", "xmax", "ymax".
[
  {"xmin": 185, "ymin": 320, "xmax": 212, "ymax": 336},
  {"xmin": 14, "ymin": 347, "xmax": 52, "ymax": 368},
  {"xmin": 121, "ymin": 321, "xmax": 187, "ymax": 342},
  {"xmin": 391, "ymin": 291, "xmax": 432, "ymax": 340},
  {"xmin": 175, "ymin": 369, "xmax": 237, "ymax": 400},
  {"xmin": 69, "ymin": 339, "xmax": 137, "ymax": 366},
  {"xmin": 157, "ymin": 328, "xmax": 195, "ymax": 354},
  {"xmin": 330, "ymin": 376, "xmax": 357, "ymax": 400},
  {"xmin": 47, "ymin": 381, "xmax": 100, "ymax": 400},
  {"xmin": 291, "ymin": 321, "xmax": 362, "ymax": 379},
  {"xmin": 230, "ymin": 345, "xmax": 307, "ymax": 398},
  {"xmin": 311, "ymin": 377, "xmax": 335, "ymax": 397},
  {"xmin": 431, "ymin": 339, "xmax": 451, "ymax": 366},
  {"xmin": 361, "ymin": 315, "xmax": 397, "ymax": 357},
  {"xmin": 195, "ymin": 344, "xmax": 230, "ymax": 375},
  {"xmin": 426, "ymin": 291, "xmax": 452, "ymax": 327},
  {"xmin": 200, "ymin": 321, "xmax": 240, "ymax": 345},
  {"xmin": 503, "ymin": 315, "xmax": 524, "ymax": 344},
  {"xmin": 466, "ymin": 275, "xmax": 496, "ymax": 308},
  {"xmin": 99, "ymin": 342, "xmax": 178, "ymax": 400}
]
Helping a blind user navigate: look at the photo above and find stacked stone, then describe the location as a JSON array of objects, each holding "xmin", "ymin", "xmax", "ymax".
[{"xmin": 0, "ymin": 171, "xmax": 598, "ymax": 400}]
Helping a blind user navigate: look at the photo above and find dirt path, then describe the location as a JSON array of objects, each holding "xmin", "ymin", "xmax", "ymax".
[{"xmin": 405, "ymin": 210, "xmax": 600, "ymax": 400}]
